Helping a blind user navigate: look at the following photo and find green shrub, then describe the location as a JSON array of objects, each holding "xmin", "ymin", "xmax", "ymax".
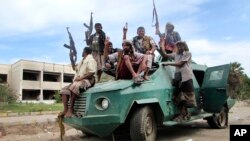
[
  {"xmin": 0, "ymin": 85, "xmax": 18, "ymax": 103},
  {"xmin": 54, "ymin": 90, "xmax": 62, "ymax": 103}
]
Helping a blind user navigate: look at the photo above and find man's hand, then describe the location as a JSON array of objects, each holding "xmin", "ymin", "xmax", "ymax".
[
  {"xmin": 132, "ymin": 57, "xmax": 144, "ymax": 65},
  {"xmin": 162, "ymin": 62, "xmax": 170, "ymax": 66},
  {"xmin": 123, "ymin": 26, "xmax": 128, "ymax": 34},
  {"xmin": 146, "ymin": 50, "xmax": 153, "ymax": 55},
  {"xmin": 155, "ymin": 29, "xmax": 161, "ymax": 36},
  {"xmin": 105, "ymin": 63, "xmax": 112, "ymax": 69},
  {"xmin": 105, "ymin": 36, "xmax": 110, "ymax": 45},
  {"xmin": 74, "ymin": 76, "xmax": 82, "ymax": 81},
  {"xmin": 159, "ymin": 36, "xmax": 165, "ymax": 44}
]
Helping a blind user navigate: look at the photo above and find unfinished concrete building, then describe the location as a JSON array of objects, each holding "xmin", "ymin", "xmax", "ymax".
[
  {"xmin": 0, "ymin": 64, "xmax": 10, "ymax": 85},
  {"xmin": 0, "ymin": 60, "xmax": 75, "ymax": 103}
]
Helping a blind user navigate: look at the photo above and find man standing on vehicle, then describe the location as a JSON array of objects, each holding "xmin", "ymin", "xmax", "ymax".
[
  {"xmin": 160, "ymin": 40, "xmax": 196, "ymax": 121},
  {"xmin": 59, "ymin": 47, "xmax": 97, "ymax": 118},
  {"xmin": 160, "ymin": 22, "xmax": 182, "ymax": 54},
  {"xmin": 87, "ymin": 23, "xmax": 106, "ymax": 82}
]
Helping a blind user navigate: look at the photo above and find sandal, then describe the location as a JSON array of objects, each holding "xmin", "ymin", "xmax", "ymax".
[
  {"xmin": 173, "ymin": 114, "xmax": 184, "ymax": 122},
  {"xmin": 133, "ymin": 76, "xmax": 144, "ymax": 84},
  {"xmin": 183, "ymin": 113, "xmax": 191, "ymax": 120}
]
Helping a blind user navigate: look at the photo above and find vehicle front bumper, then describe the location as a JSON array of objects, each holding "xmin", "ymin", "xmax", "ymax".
[{"xmin": 63, "ymin": 114, "xmax": 121, "ymax": 137}]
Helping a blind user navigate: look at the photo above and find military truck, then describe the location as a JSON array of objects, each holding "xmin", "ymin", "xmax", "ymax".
[{"xmin": 63, "ymin": 56, "xmax": 236, "ymax": 141}]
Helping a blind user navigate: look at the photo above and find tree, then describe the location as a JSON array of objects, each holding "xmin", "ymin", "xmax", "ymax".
[
  {"xmin": 228, "ymin": 62, "xmax": 250, "ymax": 100},
  {"xmin": 238, "ymin": 74, "xmax": 250, "ymax": 100}
]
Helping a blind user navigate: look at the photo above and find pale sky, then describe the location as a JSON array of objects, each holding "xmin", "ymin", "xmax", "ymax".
[{"xmin": 0, "ymin": 0, "xmax": 249, "ymax": 76}]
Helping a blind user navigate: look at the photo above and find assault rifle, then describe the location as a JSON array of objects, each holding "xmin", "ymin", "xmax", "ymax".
[
  {"xmin": 83, "ymin": 12, "xmax": 93, "ymax": 45},
  {"xmin": 152, "ymin": 0, "xmax": 161, "ymax": 37},
  {"xmin": 123, "ymin": 22, "xmax": 128, "ymax": 40},
  {"xmin": 63, "ymin": 27, "xmax": 77, "ymax": 70}
]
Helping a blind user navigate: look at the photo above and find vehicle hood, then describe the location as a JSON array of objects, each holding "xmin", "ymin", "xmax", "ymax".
[{"xmin": 86, "ymin": 80, "xmax": 133, "ymax": 93}]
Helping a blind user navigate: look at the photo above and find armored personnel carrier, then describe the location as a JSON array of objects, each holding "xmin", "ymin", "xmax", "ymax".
[{"xmin": 63, "ymin": 56, "xmax": 235, "ymax": 141}]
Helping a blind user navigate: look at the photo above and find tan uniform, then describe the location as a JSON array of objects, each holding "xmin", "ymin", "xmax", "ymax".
[{"xmin": 61, "ymin": 54, "xmax": 97, "ymax": 96}]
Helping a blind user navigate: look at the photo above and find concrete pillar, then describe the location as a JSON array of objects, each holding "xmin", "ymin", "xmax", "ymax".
[
  {"xmin": 40, "ymin": 70, "xmax": 44, "ymax": 101},
  {"xmin": 20, "ymin": 63, "xmax": 23, "ymax": 101},
  {"xmin": 61, "ymin": 71, "xmax": 63, "ymax": 89}
]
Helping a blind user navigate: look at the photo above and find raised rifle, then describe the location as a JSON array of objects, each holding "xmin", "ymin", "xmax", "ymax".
[
  {"xmin": 123, "ymin": 22, "xmax": 128, "ymax": 40},
  {"xmin": 63, "ymin": 27, "xmax": 77, "ymax": 70},
  {"xmin": 83, "ymin": 12, "xmax": 93, "ymax": 45},
  {"xmin": 152, "ymin": 0, "xmax": 161, "ymax": 37}
]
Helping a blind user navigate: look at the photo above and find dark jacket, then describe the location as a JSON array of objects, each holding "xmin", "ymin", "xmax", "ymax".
[{"xmin": 87, "ymin": 30, "xmax": 106, "ymax": 54}]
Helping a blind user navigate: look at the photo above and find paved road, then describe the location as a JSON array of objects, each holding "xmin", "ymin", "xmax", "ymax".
[
  {"xmin": 0, "ymin": 114, "xmax": 57, "ymax": 126},
  {"xmin": 0, "ymin": 101, "xmax": 249, "ymax": 141}
]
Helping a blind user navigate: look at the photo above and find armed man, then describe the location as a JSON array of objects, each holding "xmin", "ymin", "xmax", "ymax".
[{"xmin": 87, "ymin": 23, "xmax": 106, "ymax": 82}]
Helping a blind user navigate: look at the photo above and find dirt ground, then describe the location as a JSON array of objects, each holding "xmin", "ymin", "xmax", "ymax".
[{"xmin": 1, "ymin": 101, "xmax": 249, "ymax": 141}]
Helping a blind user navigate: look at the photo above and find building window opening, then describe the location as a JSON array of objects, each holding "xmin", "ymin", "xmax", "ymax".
[
  {"xmin": 22, "ymin": 89, "xmax": 40, "ymax": 100},
  {"xmin": 43, "ymin": 90, "xmax": 56, "ymax": 100},
  {"xmin": 63, "ymin": 73, "xmax": 74, "ymax": 83},
  {"xmin": 23, "ymin": 70, "xmax": 40, "ymax": 81},
  {"xmin": 0, "ymin": 74, "xmax": 7, "ymax": 83},
  {"xmin": 43, "ymin": 72, "xmax": 61, "ymax": 82}
]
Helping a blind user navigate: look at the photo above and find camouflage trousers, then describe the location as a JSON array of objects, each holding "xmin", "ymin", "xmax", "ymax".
[
  {"xmin": 174, "ymin": 79, "xmax": 197, "ymax": 108},
  {"xmin": 60, "ymin": 78, "xmax": 94, "ymax": 96}
]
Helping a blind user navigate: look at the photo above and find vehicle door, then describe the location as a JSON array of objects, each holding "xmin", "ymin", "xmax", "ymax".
[{"xmin": 200, "ymin": 64, "xmax": 231, "ymax": 113}]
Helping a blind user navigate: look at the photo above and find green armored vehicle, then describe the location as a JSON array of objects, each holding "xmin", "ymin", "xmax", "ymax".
[{"xmin": 63, "ymin": 56, "xmax": 236, "ymax": 141}]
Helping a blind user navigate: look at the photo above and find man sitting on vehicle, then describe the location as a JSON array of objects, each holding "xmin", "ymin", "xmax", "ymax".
[
  {"xmin": 104, "ymin": 40, "xmax": 147, "ymax": 84},
  {"xmin": 123, "ymin": 26, "xmax": 156, "ymax": 80},
  {"xmin": 105, "ymin": 41, "xmax": 120, "ymax": 54},
  {"xmin": 132, "ymin": 26, "xmax": 156, "ymax": 80},
  {"xmin": 59, "ymin": 47, "xmax": 97, "ymax": 118}
]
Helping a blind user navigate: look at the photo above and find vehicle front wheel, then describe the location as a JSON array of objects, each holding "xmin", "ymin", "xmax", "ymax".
[
  {"xmin": 206, "ymin": 106, "xmax": 228, "ymax": 129},
  {"xmin": 130, "ymin": 106, "xmax": 157, "ymax": 141}
]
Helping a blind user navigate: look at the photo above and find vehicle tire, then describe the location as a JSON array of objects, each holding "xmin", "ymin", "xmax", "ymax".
[
  {"xmin": 130, "ymin": 106, "xmax": 157, "ymax": 141},
  {"xmin": 206, "ymin": 106, "xmax": 228, "ymax": 129}
]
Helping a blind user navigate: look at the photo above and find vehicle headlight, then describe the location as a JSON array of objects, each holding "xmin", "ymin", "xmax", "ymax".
[
  {"xmin": 95, "ymin": 97, "xmax": 110, "ymax": 110},
  {"xmin": 101, "ymin": 99, "xmax": 109, "ymax": 109}
]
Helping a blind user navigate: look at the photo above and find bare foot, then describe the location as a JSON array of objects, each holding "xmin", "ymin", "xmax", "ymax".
[
  {"xmin": 64, "ymin": 110, "xmax": 74, "ymax": 118},
  {"xmin": 143, "ymin": 75, "xmax": 150, "ymax": 81}
]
